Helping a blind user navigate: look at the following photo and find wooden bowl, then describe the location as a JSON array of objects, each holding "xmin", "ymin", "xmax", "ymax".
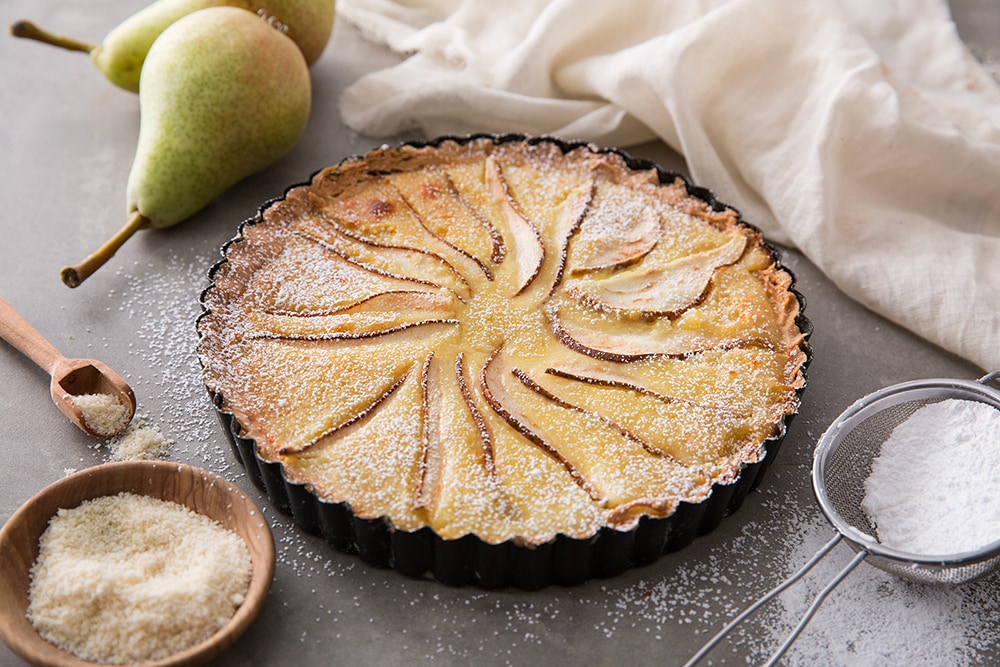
[{"xmin": 0, "ymin": 460, "xmax": 276, "ymax": 667}]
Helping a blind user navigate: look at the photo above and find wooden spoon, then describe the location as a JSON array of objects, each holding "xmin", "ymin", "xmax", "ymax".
[{"xmin": 0, "ymin": 296, "xmax": 135, "ymax": 437}]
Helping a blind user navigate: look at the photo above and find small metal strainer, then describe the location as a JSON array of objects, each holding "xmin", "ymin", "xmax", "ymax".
[{"xmin": 685, "ymin": 371, "xmax": 1000, "ymax": 666}]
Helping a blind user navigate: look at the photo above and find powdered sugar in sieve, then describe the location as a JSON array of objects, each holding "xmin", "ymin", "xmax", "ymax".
[{"xmin": 685, "ymin": 371, "xmax": 1000, "ymax": 667}]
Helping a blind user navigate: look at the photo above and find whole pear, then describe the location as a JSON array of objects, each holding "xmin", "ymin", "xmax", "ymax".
[
  {"xmin": 60, "ymin": 6, "xmax": 311, "ymax": 287},
  {"xmin": 10, "ymin": 0, "xmax": 335, "ymax": 92}
]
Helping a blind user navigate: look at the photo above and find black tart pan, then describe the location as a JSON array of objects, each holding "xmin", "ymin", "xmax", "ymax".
[{"xmin": 198, "ymin": 133, "xmax": 812, "ymax": 589}]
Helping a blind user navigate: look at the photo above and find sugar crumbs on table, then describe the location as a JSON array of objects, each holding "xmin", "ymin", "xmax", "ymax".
[
  {"xmin": 26, "ymin": 492, "xmax": 252, "ymax": 665},
  {"xmin": 862, "ymin": 398, "xmax": 1000, "ymax": 556}
]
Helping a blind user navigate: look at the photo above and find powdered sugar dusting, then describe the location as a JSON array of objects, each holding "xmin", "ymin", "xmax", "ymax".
[
  {"xmin": 79, "ymin": 172, "xmax": 998, "ymax": 665},
  {"xmin": 762, "ymin": 519, "xmax": 1000, "ymax": 666},
  {"xmin": 198, "ymin": 140, "xmax": 805, "ymax": 547},
  {"xmin": 239, "ymin": 451, "xmax": 997, "ymax": 665},
  {"xmin": 111, "ymin": 253, "xmax": 232, "ymax": 471},
  {"xmin": 90, "ymin": 242, "xmax": 1000, "ymax": 664}
]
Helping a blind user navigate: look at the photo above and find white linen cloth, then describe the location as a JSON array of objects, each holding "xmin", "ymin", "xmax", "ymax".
[{"xmin": 337, "ymin": 0, "xmax": 1000, "ymax": 371}]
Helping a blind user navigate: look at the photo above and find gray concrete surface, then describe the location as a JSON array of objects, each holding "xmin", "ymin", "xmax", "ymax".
[{"xmin": 1, "ymin": 1, "xmax": 996, "ymax": 665}]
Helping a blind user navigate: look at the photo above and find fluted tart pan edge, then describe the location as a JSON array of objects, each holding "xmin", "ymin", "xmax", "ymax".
[{"xmin": 197, "ymin": 133, "xmax": 812, "ymax": 589}]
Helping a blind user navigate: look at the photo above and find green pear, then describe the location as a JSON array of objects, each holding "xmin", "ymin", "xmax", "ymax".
[
  {"xmin": 10, "ymin": 0, "xmax": 335, "ymax": 92},
  {"xmin": 60, "ymin": 6, "xmax": 311, "ymax": 288}
]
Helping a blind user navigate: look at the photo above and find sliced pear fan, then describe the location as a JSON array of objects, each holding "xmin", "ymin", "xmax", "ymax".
[{"xmin": 198, "ymin": 136, "xmax": 808, "ymax": 572}]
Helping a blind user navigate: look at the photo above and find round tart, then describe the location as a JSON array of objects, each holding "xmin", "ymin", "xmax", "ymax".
[{"xmin": 197, "ymin": 134, "xmax": 810, "ymax": 588}]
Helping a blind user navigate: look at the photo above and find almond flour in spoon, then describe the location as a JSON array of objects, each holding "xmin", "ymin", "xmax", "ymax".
[
  {"xmin": 71, "ymin": 393, "xmax": 131, "ymax": 437},
  {"xmin": 861, "ymin": 398, "xmax": 1000, "ymax": 556},
  {"xmin": 71, "ymin": 394, "xmax": 172, "ymax": 460}
]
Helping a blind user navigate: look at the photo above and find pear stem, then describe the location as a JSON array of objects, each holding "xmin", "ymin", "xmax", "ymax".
[
  {"xmin": 9, "ymin": 20, "xmax": 97, "ymax": 54},
  {"xmin": 61, "ymin": 211, "xmax": 150, "ymax": 288}
]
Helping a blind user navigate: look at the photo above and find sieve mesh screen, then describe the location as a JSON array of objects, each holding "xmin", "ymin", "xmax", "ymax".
[
  {"xmin": 822, "ymin": 399, "xmax": 928, "ymax": 540},
  {"xmin": 814, "ymin": 379, "xmax": 1000, "ymax": 585}
]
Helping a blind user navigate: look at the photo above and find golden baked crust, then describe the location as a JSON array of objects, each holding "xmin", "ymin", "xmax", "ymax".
[{"xmin": 198, "ymin": 136, "xmax": 807, "ymax": 547}]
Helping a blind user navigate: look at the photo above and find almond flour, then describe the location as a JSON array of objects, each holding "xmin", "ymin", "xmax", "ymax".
[
  {"xmin": 71, "ymin": 393, "xmax": 130, "ymax": 436},
  {"xmin": 26, "ymin": 492, "xmax": 252, "ymax": 664},
  {"xmin": 106, "ymin": 415, "xmax": 173, "ymax": 461}
]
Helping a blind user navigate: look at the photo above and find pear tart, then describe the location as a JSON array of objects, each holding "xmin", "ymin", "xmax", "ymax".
[{"xmin": 198, "ymin": 135, "xmax": 810, "ymax": 588}]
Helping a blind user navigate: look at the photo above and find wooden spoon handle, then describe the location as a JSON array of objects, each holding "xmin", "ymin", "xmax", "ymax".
[{"xmin": 0, "ymin": 296, "xmax": 64, "ymax": 374}]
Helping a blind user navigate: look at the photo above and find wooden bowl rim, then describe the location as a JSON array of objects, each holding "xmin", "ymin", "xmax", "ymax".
[{"xmin": 0, "ymin": 460, "xmax": 276, "ymax": 667}]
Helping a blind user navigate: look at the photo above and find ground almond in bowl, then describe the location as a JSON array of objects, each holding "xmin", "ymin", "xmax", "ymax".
[{"xmin": 27, "ymin": 492, "xmax": 252, "ymax": 664}]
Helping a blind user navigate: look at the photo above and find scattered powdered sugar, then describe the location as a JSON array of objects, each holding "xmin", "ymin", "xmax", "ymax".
[
  {"xmin": 584, "ymin": 486, "xmax": 1000, "ymax": 666},
  {"xmin": 83, "ymin": 221, "xmax": 1000, "ymax": 664},
  {"xmin": 109, "ymin": 252, "xmax": 233, "ymax": 470},
  {"xmin": 762, "ymin": 519, "xmax": 1000, "ymax": 667},
  {"xmin": 862, "ymin": 398, "xmax": 1000, "ymax": 555},
  {"xmin": 254, "ymin": 469, "xmax": 1000, "ymax": 665}
]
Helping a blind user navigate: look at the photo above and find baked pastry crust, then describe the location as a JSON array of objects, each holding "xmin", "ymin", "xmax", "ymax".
[{"xmin": 198, "ymin": 135, "xmax": 809, "ymax": 585}]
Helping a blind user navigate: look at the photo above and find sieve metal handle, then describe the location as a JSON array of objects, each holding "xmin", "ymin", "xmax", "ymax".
[
  {"xmin": 979, "ymin": 371, "xmax": 1000, "ymax": 386},
  {"xmin": 683, "ymin": 534, "xmax": 867, "ymax": 667}
]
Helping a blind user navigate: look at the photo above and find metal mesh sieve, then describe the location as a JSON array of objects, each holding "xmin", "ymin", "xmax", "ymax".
[
  {"xmin": 814, "ymin": 373, "xmax": 1000, "ymax": 585},
  {"xmin": 685, "ymin": 371, "xmax": 1000, "ymax": 667}
]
